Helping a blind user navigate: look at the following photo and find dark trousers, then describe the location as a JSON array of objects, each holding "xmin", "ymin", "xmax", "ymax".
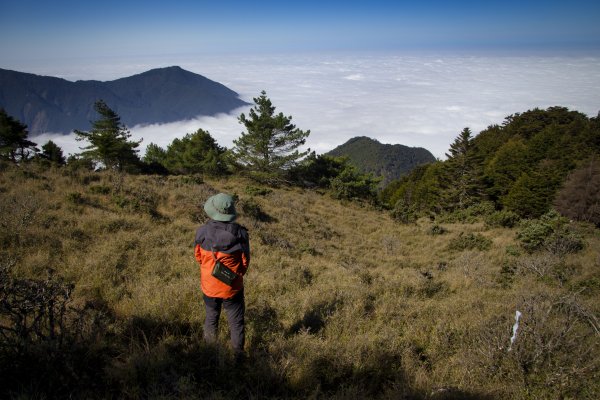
[{"xmin": 203, "ymin": 290, "xmax": 245, "ymax": 353}]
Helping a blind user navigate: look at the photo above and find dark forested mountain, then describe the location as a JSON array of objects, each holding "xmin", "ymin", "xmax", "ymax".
[
  {"xmin": 0, "ymin": 66, "xmax": 249, "ymax": 135},
  {"xmin": 327, "ymin": 136, "xmax": 436, "ymax": 184}
]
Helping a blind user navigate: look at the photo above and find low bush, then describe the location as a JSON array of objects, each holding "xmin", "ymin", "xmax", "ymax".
[
  {"xmin": 391, "ymin": 200, "xmax": 419, "ymax": 224},
  {"xmin": 439, "ymin": 201, "xmax": 496, "ymax": 223},
  {"xmin": 448, "ymin": 232, "xmax": 492, "ymax": 251},
  {"xmin": 517, "ymin": 210, "xmax": 585, "ymax": 254},
  {"xmin": 112, "ymin": 185, "xmax": 160, "ymax": 217},
  {"xmin": 485, "ymin": 210, "xmax": 521, "ymax": 228},
  {"xmin": 245, "ymin": 185, "xmax": 273, "ymax": 197}
]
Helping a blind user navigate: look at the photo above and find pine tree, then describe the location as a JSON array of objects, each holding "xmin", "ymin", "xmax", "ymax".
[
  {"xmin": 74, "ymin": 100, "xmax": 141, "ymax": 171},
  {"xmin": 483, "ymin": 138, "xmax": 529, "ymax": 202},
  {"xmin": 40, "ymin": 140, "xmax": 66, "ymax": 165},
  {"xmin": 503, "ymin": 160, "xmax": 563, "ymax": 218},
  {"xmin": 232, "ymin": 91, "xmax": 310, "ymax": 182},
  {"xmin": 443, "ymin": 127, "xmax": 481, "ymax": 210},
  {"xmin": 143, "ymin": 143, "xmax": 167, "ymax": 165},
  {"xmin": 0, "ymin": 108, "xmax": 37, "ymax": 162},
  {"xmin": 163, "ymin": 129, "xmax": 226, "ymax": 174}
]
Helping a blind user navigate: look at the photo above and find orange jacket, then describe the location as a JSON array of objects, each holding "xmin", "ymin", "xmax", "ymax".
[{"xmin": 194, "ymin": 220, "xmax": 250, "ymax": 299}]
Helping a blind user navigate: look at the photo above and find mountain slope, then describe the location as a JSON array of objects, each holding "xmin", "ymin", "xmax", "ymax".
[
  {"xmin": 1, "ymin": 165, "xmax": 597, "ymax": 398},
  {"xmin": 327, "ymin": 136, "xmax": 436, "ymax": 184},
  {"xmin": 0, "ymin": 66, "xmax": 249, "ymax": 135}
]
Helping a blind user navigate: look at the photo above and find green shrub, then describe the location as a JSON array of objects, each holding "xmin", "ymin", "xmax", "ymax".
[
  {"xmin": 179, "ymin": 175, "xmax": 203, "ymax": 185},
  {"xmin": 112, "ymin": 186, "xmax": 160, "ymax": 217},
  {"xmin": 517, "ymin": 220, "xmax": 553, "ymax": 252},
  {"xmin": 245, "ymin": 185, "xmax": 273, "ymax": 197},
  {"xmin": 391, "ymin": 200, "xmax": 419, "ymax": 224},
  {"xmin": 517, "ymin": 210, "xmax": 584, "ymax": 254},
  {"xmin": 485, "ymin": 210, "xmax": 520, "ymax": 228},
  {"xmin": 330, "ymin": 166, "xmax": 378, "ymax": 202},
  {"xmin": 440, "ymin": 201, "xmax": 495, "ymax": 223},
  {"xmin": 545, "ymin": 228, "xmax": 586, "ymax": 255},
  {"xmin": 448, "ymin": 232, "xmax": 492, "ymax": 251}
]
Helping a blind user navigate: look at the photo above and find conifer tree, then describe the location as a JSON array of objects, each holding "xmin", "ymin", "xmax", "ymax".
[
  {"xmin": 504, "ymin": 160, "xmax": 564, "ymax": 218},
  {"xmin": 163, "ymin": 129, "xmax": 226, "ymax": 174},
  {"xmin": 443, "ymin": 127, "xmax": 481, "ymax": 210},
  {"xmin": 483, "ymin": 138, "xmax": 529, "ymax": 202},
  {"xmin": 40, "ymin": 140, "xmax": 66, "ymax": 165},
  {"xmin": 0, "ymin": 108, "xmax": 38, "ymax": 162},
  {"xmin": 74, "ymin": 100, "xmax": 141, "ymax": 171},
  {"xmin": 232, "ymin": 91, "xmax": 310, "ymax": 181},
  {"xmin": 143, "ymin": 143, "xmax": 167, "ymax": 166}
]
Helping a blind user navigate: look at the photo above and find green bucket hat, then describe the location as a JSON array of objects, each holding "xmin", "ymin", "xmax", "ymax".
[{"xmin": 204, "ymin": 193, "xmax": 237, "ymax": 222}]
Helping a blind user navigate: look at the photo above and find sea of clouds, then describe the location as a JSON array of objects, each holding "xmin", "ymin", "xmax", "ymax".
[{"xmin": 18, "ymin": 51, "xmax": 600, "ymax": 159}]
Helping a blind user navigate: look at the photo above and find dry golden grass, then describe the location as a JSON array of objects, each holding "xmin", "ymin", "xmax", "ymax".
[{"xmin": 1, "ymin": 163, "xmax": 599, "ymax": 399}]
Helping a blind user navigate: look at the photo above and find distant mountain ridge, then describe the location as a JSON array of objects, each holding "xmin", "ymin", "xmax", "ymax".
[
  {"xmin": 327, "ymin": 136, "xmax": 436, "ymax": 184},
  {"xmin": 0, "ymin": 66, "xmax": 249, "ymax": 135}
]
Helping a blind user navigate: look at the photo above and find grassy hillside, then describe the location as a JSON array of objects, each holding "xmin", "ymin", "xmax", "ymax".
[{"xmin": 1, "ymin": 163, "xmax": 599, "ymax": 399}]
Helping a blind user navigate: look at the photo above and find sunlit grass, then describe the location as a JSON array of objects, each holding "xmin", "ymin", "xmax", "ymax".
[{"xmin": 1, "ymin": 164, "xmax": 598, "ymax": 399}]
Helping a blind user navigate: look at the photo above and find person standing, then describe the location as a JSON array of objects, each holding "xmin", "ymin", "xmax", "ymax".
[{"xmin": 194, "ymin": 193, "xmax": 250, "ymax": 358}]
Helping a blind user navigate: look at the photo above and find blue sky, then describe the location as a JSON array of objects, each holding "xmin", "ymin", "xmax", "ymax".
[
  {"xmin": 3, "ymin": 1, "xmax": 600, "ymax": 158},
  {"xmin": 2, "ymin": 0, "xmax": 600, "ymax": 60}
]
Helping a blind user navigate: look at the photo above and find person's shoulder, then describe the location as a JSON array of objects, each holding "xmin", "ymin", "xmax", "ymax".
[
  {"xmin": 195, "ymin": 222, "xmax": 211, "ymax": 236},
  {"xmin": 232, "ymin": 222, "xmax": 249, "ymax": 237}
]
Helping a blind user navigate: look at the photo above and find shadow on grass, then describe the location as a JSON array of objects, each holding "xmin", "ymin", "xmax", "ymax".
[{"xmin": 1, "ymin": 313, "xmax": 496, "ymax": 399}]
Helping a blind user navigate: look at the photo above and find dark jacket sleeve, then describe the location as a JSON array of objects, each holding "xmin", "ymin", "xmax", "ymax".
[{"xmin": 239, "ymin": 226, "xmax": 250, "ymax": 271}]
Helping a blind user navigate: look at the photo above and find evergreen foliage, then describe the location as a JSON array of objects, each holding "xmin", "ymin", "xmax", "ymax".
[
  {"xmin": 502, "ymin": 161, "xmax": 564, "ymax": 218},
  {"xmin": 483, "ymin": 137, "xmax": 529, "ymax": 202},
  {"xmin": 232, "ymin": 91, "xmax": 310, "ymax": 182},
  {"xmin": 291, "ymin": 153, "xmax": 379, "ymax": 201},
  {"xmin": 382, "ymin": 107, "xmax": 600, "ymax": 220},
  {"xmin": 74, "ymin": 100, "xmax": 141, "ymax": 171},
  {"xmin": 291, "ymin": 153, "xmax": 349, "ymax": 188},
  {"xmin": 144, "ymin": 129, "xmax": 226, "ymax": 175},
  {"xmin": 40, "ymin": 140, "xmax": 66, "ymax": 165},
  {"xmin": 385, "ymin": 162, "xmax": 445, "ymax": 219},
  {"xmin": 143, "ymin": 143, "xmax": 167, "ymax": 165},
  {"xmin": 443, "ymin": 127, "xmax": 482, "ymax": 210},
  {"xmin": 516, "ymin": 210, "xmax": 585, "ymax": 254},
  {"xmin": 0, "ymin": 108, "xmax": 37, "ymax": 162},
  {"xmin": 329, "ymin": 164, "xmax": 379, "ymax": 202}
]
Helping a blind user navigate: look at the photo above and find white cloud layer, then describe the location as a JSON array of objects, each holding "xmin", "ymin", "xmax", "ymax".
[{"xmin": 18, "ymin": 52, "xmax": 600, "ymax": 159}]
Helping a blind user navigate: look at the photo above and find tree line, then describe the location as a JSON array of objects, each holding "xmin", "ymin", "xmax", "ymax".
[
  {"xmin": 0, "ymin": 91, "xmax": 379, "ymax": 201},
  {"xmin": 379, "ymin": 107, "xmax": 600, "ymax": 225},
  {"xmin": 3, "ymin": 97, "xmax": 598, "ymax": 223}
]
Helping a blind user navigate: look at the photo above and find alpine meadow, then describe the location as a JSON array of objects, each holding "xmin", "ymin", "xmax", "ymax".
[{"xmin": 1, "ymin": 94, "xmax": 599, "ymax": 400}]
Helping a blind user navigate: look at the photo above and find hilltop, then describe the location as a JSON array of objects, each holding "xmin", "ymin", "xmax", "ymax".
[
  {"xmin": 0, "ymin": 66, "xmax": 249, "ymax": 135},
  {"xmin": 327, "ymin": 136, "xmax": 436, "ymax": 184}
]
